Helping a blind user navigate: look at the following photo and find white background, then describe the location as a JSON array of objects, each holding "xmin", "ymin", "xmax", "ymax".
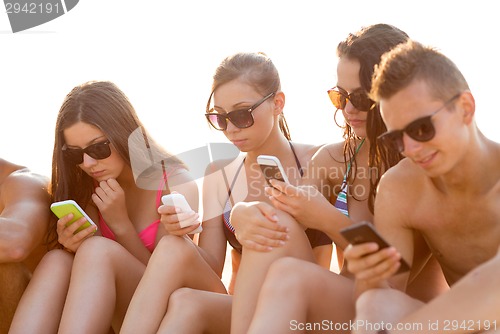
[{"xmin": 1, "ymin": 0, "xmax": 499, "ymax": 178}]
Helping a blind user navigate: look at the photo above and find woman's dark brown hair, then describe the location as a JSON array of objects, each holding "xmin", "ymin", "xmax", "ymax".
[
  {"xmin": 336, "ymin": 23, "xmax": 408, "ymax": 212},
  {"xmin": 47, "ymin": 81, "xmax": 185, "ymax": 247}
]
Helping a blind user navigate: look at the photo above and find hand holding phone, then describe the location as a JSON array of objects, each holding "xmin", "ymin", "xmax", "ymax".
[
  {"xmin": 50, "ymin": 200, "xmax": 97, "ymax": 234},
  {"xmin": 257, "ymin": 155, "xmax": 290, "ymax": 185},
  {"xmin": 161, "ymin": 193, "xmax": 202, "ymax": 234},
  {"xmin": 340, "ymin": 221, "xmax": 410, "ymax": 275}
]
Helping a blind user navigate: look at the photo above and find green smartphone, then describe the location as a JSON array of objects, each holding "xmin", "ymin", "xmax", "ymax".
[{"xmin": 50, "ymin": 200, "xmax": 97, "ymax": 234}]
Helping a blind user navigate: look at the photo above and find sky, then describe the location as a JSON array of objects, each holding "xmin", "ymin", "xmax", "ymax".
[{"xmin": 1, "ymin": 0, "xmax": 499, "ymax": 179}]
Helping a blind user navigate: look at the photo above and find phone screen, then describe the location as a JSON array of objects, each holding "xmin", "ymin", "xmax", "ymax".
[
  {"xmin": 259, "ymin": 164, "xmax": 286, "ymax": 185},
  {"xmin": 340, "ymin": 222, "xmax": 410, "ymax": 275}
]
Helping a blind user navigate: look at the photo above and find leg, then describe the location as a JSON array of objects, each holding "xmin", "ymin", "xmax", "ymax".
[
  {"xmin": 0, "ymin": 262, "xmax": 30, "ymax": 334},
  {"xmin": 248, "ymin": 257, "xmax": 355, "ymax": 334},
  {"xmin": 121, "ymin": 235, "xmax": 227, "ymax": 334},
  {"xmin": 58, "ymin": 237, "xmax": 146, "ymax": 334},
  {"xmin": 392, "ymin": 250, "xmax": 500, "ymax": 334},
  {"xmin": 354, "ymin": 289, "xmax": 424, "ymax": 334},
  {"xmin": 231, "ymin": 211, "xmax": 316, "ymax": 334},
  {"xmin": 158, "ymin": 288, "xmax": 232, "ymax": 334},
  {"xmin": 9, "ymin": 250, "xmax": 73, "ymax": 334}
]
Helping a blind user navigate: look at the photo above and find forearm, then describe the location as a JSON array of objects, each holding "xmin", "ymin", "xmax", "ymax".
[
  {"xmin": 112, "ymin": 222, "xmax": 151, "ymax": 265},
  {"xmin": 301, "ymin": 203, "xmax": 352, "ymax": 249}
]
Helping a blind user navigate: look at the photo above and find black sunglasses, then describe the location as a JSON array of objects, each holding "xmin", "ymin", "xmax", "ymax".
[
  {"xmin": 62, "ymin": 140, "xmax": 112, "ymax": 165},
  {"xmin": 205, "ymin": 92, "xmax": 275, "ymax": 131},
  {"xmin": 378, "ymin": 94, "xmax": 461, "ymax": 152},
  {"xmin": 327, "ymin": 87, "xmax": 374, "ymax": 112}
]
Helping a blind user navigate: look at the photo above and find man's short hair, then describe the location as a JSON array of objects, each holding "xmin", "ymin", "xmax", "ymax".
[{"xmin": 370, "ymin": 40, "xmax": 470, "ymax": 103}]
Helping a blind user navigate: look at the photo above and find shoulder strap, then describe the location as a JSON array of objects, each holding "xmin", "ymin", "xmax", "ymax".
[{"xmin": 288, "ymin": 142, "xmax": 304, "ymax": 177}]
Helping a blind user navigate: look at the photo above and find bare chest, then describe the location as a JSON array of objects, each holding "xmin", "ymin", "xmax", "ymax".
[{"xmin": 414, "ymin": 192, "xmax": 500, "ymax": 285}]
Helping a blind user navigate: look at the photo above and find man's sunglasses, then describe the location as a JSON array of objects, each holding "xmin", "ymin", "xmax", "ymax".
[
  {"xmin": 205, "ymin": 92, "xmax": 275, "ymax": 131},
  {"xmin": 62, "ymin": 140, "xmax": 112, "ymax": 165},
  {"xmin": 327, "ymin": 87, "xmax": 374, "ymax": 112},
  {"xmin": 378, "ymin": 94, "xmax": 461, "ymax": 153}
]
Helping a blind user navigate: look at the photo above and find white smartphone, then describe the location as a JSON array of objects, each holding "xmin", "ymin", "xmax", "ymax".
[
  {"xmin": 257, "ymin": 155, "xmax": 290, "ymax": 185},
  {"xmin": 50, "ymin": 200, "xmax": 97, "ymax": 234},
  {"xmin": 161, "ymin": 193, "xmax": 202, "ymax": 234}
]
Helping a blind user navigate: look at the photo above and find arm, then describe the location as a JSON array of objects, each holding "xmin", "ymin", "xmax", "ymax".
[
  {"xmin": 345, "ymin": 168, "xmax": 415, "ymax": 298},
  {"xmin": 0, "ymin": 169, "xmax": 51, "ymax": 262},
  {"xmin": 263, "ymin": 143, "xmax": 356, "ymax": 248},
  {"xmin": 158, "ymin": 170, "xmax": 201, "ymax": 237},
  {"xmin": 92, "ymin": 178, "xmax": 152, "ymax": 264},
  {"xmin": 197, "ymin": 163, "xmax": 231, "ymax": 277},
  {"xmin": 266, "ymin": 181, "xmax": 353, "ymax": 249}
]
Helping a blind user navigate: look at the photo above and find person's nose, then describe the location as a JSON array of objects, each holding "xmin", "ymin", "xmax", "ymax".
[
  {"xmin": 81, "ymin": 153, "xmax": 98, "ymax": 167},
  {"xmin": 344, "ymin": 100, "xmax": 358, "ymax": 114},
  {"xmin": 225, "ymin": 119, "xmax": 241, "ymax": 133},
  {"xmin": 402, "ymin": 133, "xmax": 423, "ymax": 156}
]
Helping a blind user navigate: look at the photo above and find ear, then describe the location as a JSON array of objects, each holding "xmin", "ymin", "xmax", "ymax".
[
  {"xmin": 273, "ymin": 91, "xmax": 285, "ymax": 116},
  {"xmin": 459, "ymin": 91, "xmax": 475, "ymax": 125}
]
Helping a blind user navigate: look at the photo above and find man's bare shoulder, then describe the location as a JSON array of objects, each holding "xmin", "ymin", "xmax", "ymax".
[
  {"xmin": 0, "ymin": 162, "xmax": 50, "ymax": 218},
  {"xmin": 378, "ymin": 158, "xmax": 426, "ymax": 206},
  {"xmin": 2, "ymin": 166, "xmax": 49, "ymax": 194}
]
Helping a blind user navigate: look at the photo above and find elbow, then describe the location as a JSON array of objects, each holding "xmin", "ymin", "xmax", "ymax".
[{"xmin": 0, "ymin": 235, "xmax": 34, "ymax": 263}]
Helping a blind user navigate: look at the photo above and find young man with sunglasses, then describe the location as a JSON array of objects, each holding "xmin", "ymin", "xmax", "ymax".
[
  {"xmin": 0, "ymin": 158, "xmax": 50, "ymax": 333},
  {"xmin": 345, "ymin": 40, "xmax": 500, "ymax": 333}
]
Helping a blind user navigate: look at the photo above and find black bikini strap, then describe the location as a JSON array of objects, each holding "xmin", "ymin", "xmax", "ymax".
[
  {"xmin": 288, "ymin": 141, "xmax": 303, "ymax": 177},
  {"xmin": 225, "ymin": 157, "xmax": 245, "ymax": 207}
]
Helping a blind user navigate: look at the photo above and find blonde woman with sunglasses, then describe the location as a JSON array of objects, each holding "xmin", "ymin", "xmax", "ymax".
[
  {"xmin": 120, "ymin": 52, "xmax": 333, "ymax": 333},
  {"xmin": 230, "ymin": 24, "xmax": 451, "ymax": 334},
  {"xmin": 10, "ymin": 81, "xmax": 198, "ymax": 333}
]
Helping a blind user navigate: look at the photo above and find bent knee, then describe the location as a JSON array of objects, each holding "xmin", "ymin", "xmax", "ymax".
[
  {"xmin": 261, "ymin": 257, "xmax": 311, "ymax": 292},
  {"xmin": 76, "ymin": 236, "xmax": 131, "ymax": 259},
  {"xmin": 168, "ymin": 288, "xmax": 204, "ymax": 316},
  {"xmin": 152, "ymin": 235, "xmax": 198, "ymax": 263},
  {"xmin": 38, "ymin": 249, "xmax": 74, "ymax": 270}
]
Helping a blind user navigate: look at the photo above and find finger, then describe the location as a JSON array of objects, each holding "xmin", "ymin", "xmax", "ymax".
[
  {"xmin": 356, "ymin": 254, "xmax": 402, "ymax": 280},
  {"xmin": 91, "ymin": 193, "xmax": 105, "ymax": 210},
  {"xmin": 251, "ymin": 231, "xmax": 287, "ymax": 247},
  {"xmin": 72, "ymin": 223, "xmax": 98, "ymax": 241},
  {"xmin": 166, "ymin": 223, "xmax": 201, "ymax": 236},
  {"xmin": 93, "ymin": 187, "xmax": 107, "ymax": 202},
  {"xmin": 239, "ymin": 239, "xmax": 273, "ymax": 252},
  {"xmin": 104, "ymin": 178, "xmax": 121, "ymax": 192},
  {"xmin": 56, "ymin": 214, "xmax": 75, "ymax": 236},
  {"xmin": 344, "ymin": 242, "xmax": 380, "ymax": 259},
  {"xmin": 348, "ymin": 247, "xmax": 397, "ymax": 274},
  {"xmin": 269, "ymin": 179, "xmax": 300, "ymax": 196},
  {"xmin": 254, "ymin": 202, "xmax": 280, "ymax": 223},
  {"xmin": 268, "ymin": 197, "xmax": 295, "ymax": 217},
  {"xmin": 65, "ymin": 217, "xmax": 91, "ymax": 235},
  {"xmin": 158, "ymin": 204, "xmax": 181, "ymax": 215},
  {"xmin": 178, "ymin": 214, "xmax": 200, "ymax": 228}
]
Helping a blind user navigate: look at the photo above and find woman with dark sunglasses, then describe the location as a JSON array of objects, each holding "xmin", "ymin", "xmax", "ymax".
[
  {"xmin": 10, "ymin": 81, "xmax": 198, "ymax": 333},
  {"xmin": 120, "ymin": 52, "xmax": 333, "ymax": 333},
  {"xmin": 231, "ymin": 24, "xmax": 449, "ymax": 334}
]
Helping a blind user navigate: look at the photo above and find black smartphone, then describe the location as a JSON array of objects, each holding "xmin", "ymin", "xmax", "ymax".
[{"xmin": 340, "ymin": 221, "xmax": 410, "ymax": 275}]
